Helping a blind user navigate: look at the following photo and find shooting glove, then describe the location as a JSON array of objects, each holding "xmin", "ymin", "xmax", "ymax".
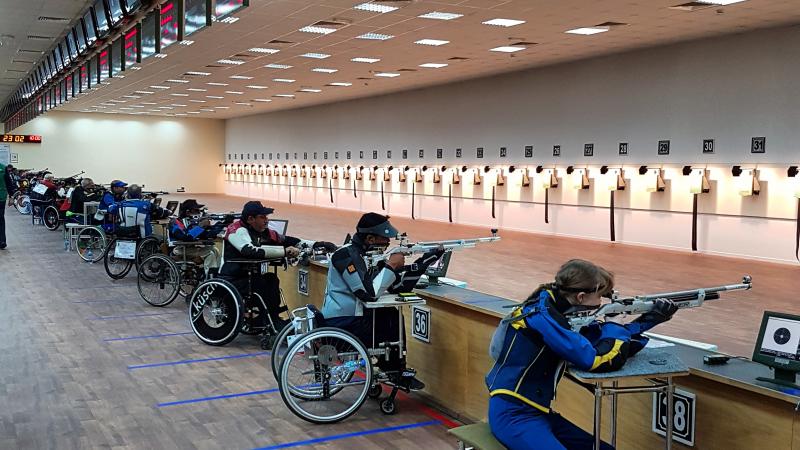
[
  {"xmin": 416, "ymin": 245, "xmax": 446, "ymax": 267},
  {"xmin": 636, "ymin": 298, "xmax": 679, "ymax": 325}
]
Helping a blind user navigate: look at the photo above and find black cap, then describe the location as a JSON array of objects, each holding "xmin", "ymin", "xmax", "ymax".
[
  {"xmin": 241, "ymin": 201, "xmax": 275, "ymax": 221},
  {"xmin": 356, "ymin": 212, "xmax": 399, "ymax": 238},
  {"xmin": 179, "ymin": 199, "xmax": 205, "ymax": 215}
]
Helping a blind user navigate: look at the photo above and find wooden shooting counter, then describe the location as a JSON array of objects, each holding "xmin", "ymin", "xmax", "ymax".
[{"xmin": 278, "ymin": 260, "xmax": 800, "ymax": 449}]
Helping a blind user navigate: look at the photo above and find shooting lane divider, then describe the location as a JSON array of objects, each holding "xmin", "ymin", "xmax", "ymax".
[
  {"xmin": 448, "ymin": 184, "xmax": 453, "ymax": 223},
  {"xmin": 796, "ymin": 197, "xmax": 800, "ymax": 262},
  {"xmin": 491, "ymin": 186, "xmax": 496, "ymax": 219},
  {"xmin": 103, "ymin": 331, "xmax": 194, "ymax": 342},
  {"xmin": 353, "ymin": 180, "xmax": 357, "ymax": 198},
  {"xmin": 127, "ymin": 351, "xmax": 270, "ymax": 370},
  {"xmin": 251, "ymin": 420, "xmax": 442, "ymax": 450},
  {"xmin": 381, "ymin": 182, "xmax": 385, "ymax": 210},
  {"xmin": 545, "ymin": 188, "xmax": 550, "ymax": 224},
  {"xmin": 610, "ymin": 190, "xmax": 616, "ymax": 242},
  {"xmin": 411, "ymin": 182, "xmax": 416, "ymax": 220},
  {"xmin": 329, "ymin": 180, "xmax": 334, "ymax": 204},
  {"xmin": 691, "ymin": 193, "xmax": 699, "ymax": 251},
  {"xmin": 288, "ymin": 183, "xmax": 292, "ymax": 205}
]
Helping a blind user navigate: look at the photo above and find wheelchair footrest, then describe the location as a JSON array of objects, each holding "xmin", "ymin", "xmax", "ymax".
[{"xmin": 448, "ymin": 423, "xmax": 507, "ymax": 450}]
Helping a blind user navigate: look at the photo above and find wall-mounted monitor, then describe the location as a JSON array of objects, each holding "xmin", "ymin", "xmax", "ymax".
[
  {"xmin": 160, "ymin": 0, "xmax": 178, "ymax": 49},
  {"xmin": 122, "ymin": 0, "xmax": 142, "ymax": 15},
  {"xmin": 111, "ymin": 39, "xmax": 122, "ymax": 75},
  {"xmin": 83, "ymin": 10, "xmax": 98, "ymax": 45},
  {"xmin": 185, "ymin": 0, "xmax": 208, "ymax": 36},
  {"xmin": 107, "ymin": 0, "xmax": 124, "ymax": 26},
  {"xmin": 66, "ymin": 32, "xmax": 78, "ymax": 59},
  {"xmin": 124, "ymin": 27, "xmax": 138, "ymax": 67},
  {"xmin": 73, "ymin": 23, "xmax": 87, "ymax": 54},
  {"xmin": 141, "ymin": 11, "xmax": 157, "ymax": 59}
]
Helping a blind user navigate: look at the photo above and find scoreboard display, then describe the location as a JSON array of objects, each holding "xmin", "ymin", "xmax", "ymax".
[{"xmin": 2, "ymin": 135, "xmax": 42, "ymax": 143}]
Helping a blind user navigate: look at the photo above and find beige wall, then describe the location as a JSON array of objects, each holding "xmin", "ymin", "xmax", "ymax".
[{"xmin": 10, "ymin": 110, "xmax": 225, "ymax": 193}]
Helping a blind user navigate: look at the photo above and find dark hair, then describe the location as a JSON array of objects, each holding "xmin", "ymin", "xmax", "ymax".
[{"xmin": 529, "ymin": 259, "xmax": 614, "ymax": 303}]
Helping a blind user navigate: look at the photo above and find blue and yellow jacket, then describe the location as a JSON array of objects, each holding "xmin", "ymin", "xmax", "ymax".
[{"xmin": 485, "ymin": 290, "xmax": 652, "ymax": 413}]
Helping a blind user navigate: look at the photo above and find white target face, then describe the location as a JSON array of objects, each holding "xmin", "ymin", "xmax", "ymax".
[{"xmin": 760, "ymin": 317, "xmax": 800, "ymax": 360}]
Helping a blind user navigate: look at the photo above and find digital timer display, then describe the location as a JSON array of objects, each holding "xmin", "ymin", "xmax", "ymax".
[{"xmin": 1, "ymin": 135, "xmax": 42, "ymax": 143}]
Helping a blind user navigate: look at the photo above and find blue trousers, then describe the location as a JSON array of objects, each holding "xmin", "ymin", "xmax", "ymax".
[{"xmin": 488, "ymin": 396, "xmax": 614, "ymax": 450}]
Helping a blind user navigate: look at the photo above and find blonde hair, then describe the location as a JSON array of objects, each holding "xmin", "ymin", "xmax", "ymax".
[{"xmin": 530, "ymin": 259, "xmax": 614, "ymax": 303}]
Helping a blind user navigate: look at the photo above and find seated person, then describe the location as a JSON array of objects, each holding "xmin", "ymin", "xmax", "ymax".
[
  {"xmin": 95, "ymin": 180, "xmax": 128, "ymax": 221},
  {"xmin": 67, "ymin": 178, "xmax": 102, "ymax": 223},
  {"xmin": 170, "ymin": 199, "xmax": 231, "ymax": 274},
  {"xmin": 57, "ymin": 178, "xmax": 78, "ymax": 212},
  {"xmin": 108, "ymin": 184, "xmax": 166, "ymax": 238},
  {"xmin": 219, "ymin": 201, "xmax": 305, "ymax": 331},
  {"xmin": 485, "ymin": 259, "xmax": 678, "ymax": 450},
  {"xmin": 321, "ymin": 212, "xmax": 444, "ymax": 391}
]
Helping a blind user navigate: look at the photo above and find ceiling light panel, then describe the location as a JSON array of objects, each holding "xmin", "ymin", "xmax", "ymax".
[
  {"xmin": 187, "ymin": 88, "xmax": 207, "ymax": 91},
  {"xmin": 415, "ymin": 39, "xmax": 449, "ymax": 46},
  {"xmin": 419, "ymin": 63, "xmax": 448, "ymax": 68},
  {"xmin": 357, "ymin": 33, "xmax": 394, "ymax": 40},
  {"xmin": 207, "ymin": 82, "xmax": 229, "ymax": 86},
  {"xmin": 217, "ymin": 59, "xmax": 246, "ymax": 65},
  {"xmin": 351, "ymin": 57, "xmax": 380, "ymax": 63},
  {"xmin": 253, "ymin": 98, "xmax": 272, "ymax": 102},
  {"xmin": 226, "ymin": 91, "xmax": 244, "ymax": 94},
  {"xmin": 490, "ymin": 46, "xmax": 526, "ymax": 53},
  {"xmin": 482, "ymin": 18, "xmax": 526, "ymax": 27},
  {"xmin": 274, "ymin": 94, "xmax": 295, "ymax": 98},
  {"xmin": 299, "ymin": 26, "xmax": 338, "ymax": 34},
  {"xmin": 418, "ymin": 12, "xmax": 463, "ymax": 20},
  {"xmin": 273, "ymin": 78, "xmax": 295, "ymax": 83},
  {"xmin": 166, "ymin": 79, "xmax": 189, "ymax": 83},
  {"xmin": 300, "ymin": 53, "xmax": 331, "ymax": 59},
  {"xmin": 312, "ymin": 68, "xmax": 338, "ymax": 73},
  {"xmin": 354, "ymin": 3, "xmax": 398, "ymax": 13},
  {"xmin": 249, "ymin": 48, "xmax": 280, "ymax": 54},
  {"xmin": 565, "ymin": 27, "xmax": 609, "ymax": 35},
  {"xmin": 327, "ymin": 82, "xmax": 352, "ymax": 86},
  {"xmin": 229, "ymin": 75, "xmax": 254, "ymax": 79},
  {"xmin": 375, "ymin": 72, "xmax": 400, "ymax": 78},
  {"xmin": 246, "ymin": 85, "xmax": 268, "ymax": 89},
  {"xmin": 265, "ymin": 63, "xmax": 292, "ymax": 69}
]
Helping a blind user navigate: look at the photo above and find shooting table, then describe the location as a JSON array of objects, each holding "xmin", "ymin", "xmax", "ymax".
[
  {"xmin": 277, "ymin": 260, "xmax": 800, "ymax": 449},
  {"xmin": 568, "ymin": 347, "xmax": 689, "ymax": 450}
]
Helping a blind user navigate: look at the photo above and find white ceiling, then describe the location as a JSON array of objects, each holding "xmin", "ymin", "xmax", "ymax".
[
  {"xmin": 0, "ymin": 0, "xmax": 92, "ymax": 106},
  {"xmin": 11, "ymin": 0, "xmax": 800, "ymax": 121}
]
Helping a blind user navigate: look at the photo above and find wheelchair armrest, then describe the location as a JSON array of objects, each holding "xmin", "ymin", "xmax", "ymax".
[{"xmin": 227, "ymin": 258, "xmax": 284, "ymax": 265}]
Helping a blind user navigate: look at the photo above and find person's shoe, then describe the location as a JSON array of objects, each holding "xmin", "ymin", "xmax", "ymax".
[{"xmin": 0, "ymin": 243, "xmax": 6, "ymax": 250}]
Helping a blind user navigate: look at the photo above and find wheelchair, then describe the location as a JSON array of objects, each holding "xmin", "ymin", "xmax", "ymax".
[
  {"xmin": 102, "ymin": 228, "xmax": 162, "ymax": 279},
  {"xmin": 188, "ymin": 258, "xmax": 289, "ymax": 348},
  {"xmin": 272, "ymin": 296, "xmax": 425, "ymax": 424},
  {"xmin": 137, "ymin": 239, "xmax": 220, "ymax": 307}
]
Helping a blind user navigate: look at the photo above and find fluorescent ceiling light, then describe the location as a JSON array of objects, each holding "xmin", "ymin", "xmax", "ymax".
[
  {"xmin": 565, "ymin": 27, "xmax": 609, "ymax": 35},
  {"xmin": 327, "ymin": 82, "xmax": 352, "ymax": 87},
  {"xmin": 187, "ymin": 111, "xmax": 200, "ymax": 114},
  {"xmin": 253, "ymin": 98, "xmax": 271, "ymax": 102},
  {"xmin": 170, "ymin": 93, "xmax": 189, "ymax": 96},
  {"xmin": 185, "ymin": 71, "xmax": 211, "ymax": 76},
  {"xmin": 186, "ymin": 88, "xmax": 207, "ymax": 92},
  {"xmin": 312, "ymin": 68, "xmax": 338, "ymax": 73},
  {"xmin": 119, "ymin": 107, "xmax": 133, "ymax": 110},
  {"xmin": 229, "ymin": 75, "xmax": 253, "ymax": 80},
  {"xmin": 274, "ymin": 94, "xmax": 295, "ymax": 98},
  {"xmin": 299, "ymin": 26, "xmax": 337, "ymax": 34},
  {"xmin": 199, "ymin": 108, "xmax": 215, "ymax": 111},
  {"xmin": 215, "ymin": 106, "xmax": 230, "ymax": 109},
  {"xmin": 179, "ymin": 40, "xmax": 194, "ymax": 46},
  {"xmin": 419, "ymin": 63, "xmax": 448, "ymax": 68},
  {"xmin": 130, "ymin": 66, "xmax": 142, "ymax": 70},
  {"xmin": 375, "ymin": 72, "xmax": 400, "ymax": 78},
  {"xmin": 108, "ymin": 99, "xmax": 126, "ymax": 103},
  {"xmin": 130, "ymin": 105, "xmax": 144, "ymax": 108},
  {"xmin": 150, "ymin": 85, "xmax": 170, "ymax": 89},
  {"xmin": 206, "ymin": 95, "xmax": 224, "ymax": 99},
  {"xmin": 226, "ymin": 91, "xmax": 244, "ymax": 94},
  {"xmin": 482, "ymin": 18, "xmax": 526, "ymax": 27},
  {"xmin": 418, "ymin": 12, "xmax": 463, "ymax": 20},
  {"xmin": 122, "ymin": 95, "xmax": 141, "ymax": 98},
  {"xmin": 189, "ymin": 99, "xmax": 207, "ymax": 103},
  {"xmin": 154, "ymin": 54, "xmax": 167, "ymax": 58},
  {"xmin": 219, "ymin": 16, "xmax": 239, "ymax": 24},
  {"xmin": 414, "ymin": 39, "xmax": 449, "ymax": 46},
  {"xmin": 249, "ymin": 48, "xmax": 280, "ymax": 54},
  {"xmin": 357, "ymin": 33, "xmax": 394, "ymax": 40},
  {"xmin": 273, "ymin": 78, "xmax": 295, "ymax": 83},
  {"xmin": 300, "ymin": 53, "xmax": 330, "ymax": 59},
  {"xmin": 490, "ymin": 46, "xmax": 526, "ymax": 53},
  {"xmin": 300, "ymin": 88, "xmax": 321, "ymax": 93},
  {"xmin": 206, "ymin": 82, "xmax": 229, "ymax": 86},
  {"xmin": 234, "ymin": 102, "xmax": 252, "ymax": 105},
  {"xmin": 265, "ymin": 63, "xmax": 292, "ymax": 69},
  {"xmin": 246, "ymin": 85, "xmax": 268, "ymax": 89},
  {"xmin": 141, "ymin": 102, "xmax": 157, "ymax": 105},
  {"xmin": 351, "ymin": 57, "xmax": 380, "ymax": 63},
  {"xmin": 171, "ymin": 104, "xmax": 187, "ymax": 107},
  {"xmin": 217, "ymin": 59, "xmax": 246, "ymax": 65},
  {"xmin": 354, "ymin": 3, "xmax": 398, "ymax": 13},
  {"xmin": 166, "ymin": 79, "xmax": 190, "ymax": 83}
]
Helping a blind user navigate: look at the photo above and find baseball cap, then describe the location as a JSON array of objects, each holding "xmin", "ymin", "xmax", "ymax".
[
  {"xmin": 241, "ymin": 201, "xmax": 275, "ymax": 220},
  {"xmin": 111, "ymin": 180, "xmax": 128, "ymax": 188}
]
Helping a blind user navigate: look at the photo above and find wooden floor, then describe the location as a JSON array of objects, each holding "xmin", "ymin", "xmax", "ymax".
[
  {"xmin": 195, "ymin": 194, "xmax": 800, "ymax": 357},
  {"xmin": 0, "ymin": 209, "xmax": 460, "ymax": 449}
]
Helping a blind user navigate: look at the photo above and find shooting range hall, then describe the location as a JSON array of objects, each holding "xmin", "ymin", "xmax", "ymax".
[{"xmin": 2, "ymin": 1, "xmax": 800, "ymax": 449}]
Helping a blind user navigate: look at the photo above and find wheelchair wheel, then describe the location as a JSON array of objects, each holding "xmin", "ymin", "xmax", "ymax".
[
  {"xmin": 189, "ymin": 279, "xmax": 242, "ymax": 346},
  {"xmin": 138, "ymin": 254, "xmax": 181, "ymax": 307},
  {"xmin": 240, "ymin": 292, "xmax": 266, "ymax": 336},
  {"xmin": 178, "ymin": 264, "xmax": 204, "ymax": 299},
  {"xmin": 271, "ymin": 322, "xmax": 298, "ymax": 383},
  {"xmin": 76, "ymin": 227, "xmax": 106, "ymax": 262},
  {"xmin": 104, "ymin": 238, "xmax": 134, "ymax": 279},
  {"xmin": 136, "ymin": 236, "xmax": 162, "ymax": 269},
  {"xmin": 279, "ymin": 328, "xmax": 371, "ymax": 424},
  {"xmin": 14, "ymin": 194, "xmax": 31, "ymax": 215},
  {"xmin": 43, "ymin": 206, "xmax": 60, "ymax": 231}
]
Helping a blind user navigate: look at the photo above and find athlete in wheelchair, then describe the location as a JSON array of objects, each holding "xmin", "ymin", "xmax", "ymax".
[
  {"xmin": 272, "ymin": 213, "xmax": 444, "ymax": 423},
  {"xmin": 189, "ymin": 201, "xmax": 327, "ymax": 347},
  {"xmin": 101, "ymin": 184, "xmax": 168, "ymax": 279},
  {"xmin": 137, "ymin": 199, "xmax": 232, "ymax": 307}
]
